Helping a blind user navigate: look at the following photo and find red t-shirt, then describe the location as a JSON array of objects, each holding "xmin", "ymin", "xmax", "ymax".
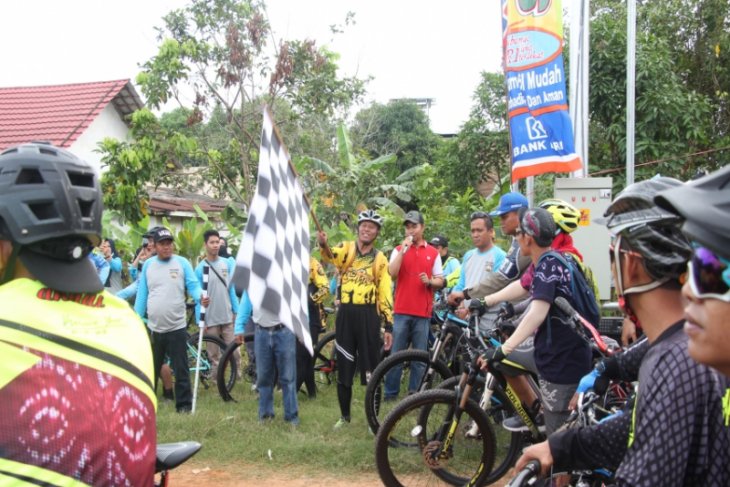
[{"xmin": 392, "ymin": 242, "xmax": 441, "ymax": 318}]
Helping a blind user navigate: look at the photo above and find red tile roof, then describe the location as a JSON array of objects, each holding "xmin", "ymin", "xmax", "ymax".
[{"xmin": 0, "ymin": 79, "xmax": 143, "ymax": 151}]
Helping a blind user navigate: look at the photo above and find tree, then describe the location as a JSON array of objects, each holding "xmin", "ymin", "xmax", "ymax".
[
  {"xmin": 350, "ymin": 99, "xmax": 441, "ymax": 180},
  {"xmin": 587, "ymin": 0, "xmax": 725, "ymax": 187},
  {"xmin": 100, "ymin": 0, "xmax": 366, "ymax": 223},
  {"xmin": 437, "ymin": 72, "xmax": 510, "ymax": 195}
]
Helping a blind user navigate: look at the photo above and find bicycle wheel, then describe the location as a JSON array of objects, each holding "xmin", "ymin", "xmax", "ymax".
[
  {"xmin": 216, "ymin": 341, "xmax": 244, "ymax": 401},
  {"xmin": 186, "ymin": 333, "xmax": 227, "ymax": 393},
  {"xmin": 365, "ymin": 349, "xmax": 453, "ymax": 436},
  {"xmin": 439, "ymin": 376, "xmax": 524, "ymax": 485},
  {"xmin": 313, "ymin": 331, "xmax": 337, "ymax": 385},
  {"xmin": 374, "ymin": 388, "xmax": 496, "ymax": 487}
]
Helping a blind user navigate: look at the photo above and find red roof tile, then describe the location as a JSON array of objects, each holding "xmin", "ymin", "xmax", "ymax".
[{"xmin": 0, "ymin": 80, "xmax": 144, "ymax": 151}]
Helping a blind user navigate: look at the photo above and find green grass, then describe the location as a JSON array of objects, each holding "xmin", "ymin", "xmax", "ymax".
[{"xmin": 156, "ymin": 375, "xmax": 380, "ymax": 477}]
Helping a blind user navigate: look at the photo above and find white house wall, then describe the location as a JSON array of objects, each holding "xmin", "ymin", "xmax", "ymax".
[{"xmin": 70, "ymin": 103, "xmax": 130, "ymax": 174}]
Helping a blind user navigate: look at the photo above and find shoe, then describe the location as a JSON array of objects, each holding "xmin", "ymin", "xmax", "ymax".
[
  {"xmin": 162, "ymin": 388, "xmax": 174, "ymax": 401},
  {"xmin": 502, "ymin": 413, "xmax": 546, "ymax": 433},
  {"xmin": 465, "ymin": 420, "xmax": 481, "ymax": 439},
  {"xmin": 176, "ymin": 405, "xmax": 192, "ymax": 414},
  {"xmin": 286, "ymin": 416, "xmax": 300, "ymax": 427},
  {"xmin": 334, "ymin": 417, "xmax": 351, "ymax": 429},
  {"xmin": 259, "ymin": 414, "xmax": 275, "ymax": 423}
]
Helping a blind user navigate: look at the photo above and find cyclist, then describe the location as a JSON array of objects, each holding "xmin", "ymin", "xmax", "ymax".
[
  {"xmin": 451, "ymin": 191, "xmax": 530, "ymax": 302},
  {"xmin": 0, "ymin": 143, "xmax": 156, "ymax": 485},
  {"xmin": 515, "ymin": 177, "xmax": 730, "ymax": 486},
  {"xmin": 317, "ymin": 209, "xmax": 393, "ymax": 429},
  {"xmin": 447, "ymin": 211, "xmax": 506, "ymax": 327},
  {"xmin": 479, "ymin": 207, "xmax": 592, "ymax": 435},
  {"xmin": 656, "ymin": 165, "xmax": 730, "ymax": 378}
]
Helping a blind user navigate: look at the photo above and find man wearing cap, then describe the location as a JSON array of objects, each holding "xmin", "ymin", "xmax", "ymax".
[
  {"xmin": 385, "ymin": 210, "xmax": 444, "ymax": 399},
  {"xmin": 449, "ymin": 191, "xmax": 530, "ymax": 304},
  {"xmin": 135, "ymin": 227, "xmax": 205, "ymax": 413},
  {"xmin": 430, "ymin": 235, "xmax": 461, "ymax": 289}
]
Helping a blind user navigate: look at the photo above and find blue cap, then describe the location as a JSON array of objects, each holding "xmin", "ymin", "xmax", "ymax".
[{"xmin": 490, "ymin": 192, "xmax": 529, "ymax": 216}]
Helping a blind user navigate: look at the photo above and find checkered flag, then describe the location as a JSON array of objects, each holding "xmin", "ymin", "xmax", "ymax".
[{"xmin": 232, "ymin": 107, "xmax": 312, "ymax": 354}]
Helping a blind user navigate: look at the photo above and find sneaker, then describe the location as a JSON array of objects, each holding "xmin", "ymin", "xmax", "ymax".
[
  {"xmin": 465, "ymin": 420, "xmax": 481, "ymax": 439},
  {"xmin": 502, "ymin": 413, "xmax": 546, "ymax": 433},
  {"xmin": 333, "ymin": 417, "xmax": 351, "ymax": 429}
]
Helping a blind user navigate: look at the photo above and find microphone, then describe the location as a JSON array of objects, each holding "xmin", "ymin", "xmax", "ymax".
[{"xmin": 402, "ymin": 235, "xmax": 413, "ymax": 254}]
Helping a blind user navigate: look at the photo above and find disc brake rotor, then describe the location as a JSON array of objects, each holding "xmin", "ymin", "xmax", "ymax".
[{"xmin": 423, "ymin": 440, "xmax": 449, "ymax": 470}]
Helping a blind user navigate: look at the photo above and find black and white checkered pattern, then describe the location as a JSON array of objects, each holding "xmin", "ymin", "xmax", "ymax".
[{"xmin": 233, "ymin": 108, "xmax": 312, "ymax": 353}]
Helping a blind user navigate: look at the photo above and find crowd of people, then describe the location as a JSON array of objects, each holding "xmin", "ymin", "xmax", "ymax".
[{"xmin": 1, "ymin": 141, "xmax": 728, "ymax": 486}]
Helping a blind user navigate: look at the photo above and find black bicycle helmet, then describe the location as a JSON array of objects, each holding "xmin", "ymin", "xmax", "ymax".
[
  {"xmin": 0, "ymin": 143, "xmax": 103, "ymax": 292},
  {"xmin": 603, "ymin": 177, "xmax": 692, "ymax": 280},
  {"xmin": 655, "ymin": 165, "xmax": 730, "ymax": 261},
  {"xmin": 357, "ymin": 209, "xmax": 383, "ymax": 228}
]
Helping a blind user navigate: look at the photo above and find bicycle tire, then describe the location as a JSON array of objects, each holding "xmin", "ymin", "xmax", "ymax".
[
  {"xmin": 365, "ymin": 349, "xmax": 453, "ymax": 436},
  {"xmin": 313, "ymin": 331, "xmax": 337, "ymax": 386},
  {"xmin": 216, "ymin": 341, "xmax": 244, "ymax": 401},
  {"xmin": 374, "ymin": 388, "xmax": 496, "ymax": 487},
  {"xmin": 186, "ymin": 333, "xmax": 229, "ymax": 394},
  {"xmin": 438, "ymin": 376, "xmax": 524, "ymax": 485}
]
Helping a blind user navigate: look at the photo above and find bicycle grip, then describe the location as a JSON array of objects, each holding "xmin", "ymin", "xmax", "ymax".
[{"xmin": 506, "ymin": 459, "xmax": 541, "ymax": 487}]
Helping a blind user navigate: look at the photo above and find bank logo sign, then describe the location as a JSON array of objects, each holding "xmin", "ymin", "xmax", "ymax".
[{"xmin": 502, "ymin": 0, "xmax": 581, "ymax": 181}]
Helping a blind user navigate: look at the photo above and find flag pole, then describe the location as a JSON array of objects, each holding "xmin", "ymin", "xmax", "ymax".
[{"xmin": 191, "ymin": 265, "xmax": 209, "ymax": 413}]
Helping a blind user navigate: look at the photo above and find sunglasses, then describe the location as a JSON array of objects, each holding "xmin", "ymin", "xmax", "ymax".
[{"xmin": 687, "ymin": 245, "xmax": 730, "ymax": 302}]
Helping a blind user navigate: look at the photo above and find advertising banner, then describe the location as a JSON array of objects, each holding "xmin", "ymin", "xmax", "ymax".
[{"xmin": 503, "ymin": 0, "xmax": 581, "ymax": 182}]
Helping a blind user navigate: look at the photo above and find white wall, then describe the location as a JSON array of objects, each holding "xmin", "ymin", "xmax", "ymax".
[{"xmin": 70, "ymin": 103, "xmax": 130, "ymax": 174}]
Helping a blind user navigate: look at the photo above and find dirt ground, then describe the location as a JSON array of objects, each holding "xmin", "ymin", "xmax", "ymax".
[
  {"xmin": 166, "ymin": 460, "xmax": 513, "ymax": 486},
  {"xmin": 167, "ymin": 460, "xmax": 382, "ymax": 486}
]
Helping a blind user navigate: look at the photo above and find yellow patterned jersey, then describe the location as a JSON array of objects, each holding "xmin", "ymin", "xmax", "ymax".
[
  {"xmin": 309, "ymin": 257, "xmax": 330, "ymax": 304},
  {"xmin": 322, "ymin": 241, "xmax": 393, "ymax": 325},
  {"xmin": 0, "ymin": 278, "xmax": 156, "ymax": 486}
]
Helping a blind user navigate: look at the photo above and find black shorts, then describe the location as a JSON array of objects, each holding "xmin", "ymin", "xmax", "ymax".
[{"xmin": 335, "ymin": 304, "xmax": 382, "ymax": 387}]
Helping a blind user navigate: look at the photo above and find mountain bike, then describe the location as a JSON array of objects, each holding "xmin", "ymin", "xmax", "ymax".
[
  {"xmin": 364, "ymin": 308, "xmax": 468, "ymax": 436},
  {"xmin": 186, "ymin": 331, "xmax": 229, "ymax": 393},
  {"xmin": 374, "ymin": 311, "xmax": 498, "ymax": 487}
]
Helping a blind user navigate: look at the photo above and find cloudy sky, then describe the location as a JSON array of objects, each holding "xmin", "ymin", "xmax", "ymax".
[{"xmin": 0, "ymin": 0, "xmax": 504, "ymax": 133}]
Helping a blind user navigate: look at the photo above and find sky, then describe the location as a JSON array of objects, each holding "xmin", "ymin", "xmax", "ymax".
[{"xmin": 0, "ymin": 0, "xmax": 504, "ymax": 134}]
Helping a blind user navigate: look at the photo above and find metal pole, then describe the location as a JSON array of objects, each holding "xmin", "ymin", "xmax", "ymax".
[
  {"xmin": 626, "ymin": 0, "xmax": 636, "ymax": 185},
  {"xmin": 569, "ymin": 0, "xmax": 590, "ymax": 177},
  {"xmin": 191, "ymin": 265, "xmax": 209, "ymax": 413}
]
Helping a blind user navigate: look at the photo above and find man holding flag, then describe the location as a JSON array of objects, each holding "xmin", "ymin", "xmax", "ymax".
[{"xmin": 318, "ymin": 209, "xmax": 393, "ymax": 429}]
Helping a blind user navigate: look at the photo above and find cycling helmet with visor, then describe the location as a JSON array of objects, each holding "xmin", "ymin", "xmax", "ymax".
[
  {"xmin": 0, "ymin": 143, "xmax": 103, "ymax": 293},
  {"xmin": 538, "ymin": 198, "xmax": 581, "ymax": 235},
  {"xmin": 357, "ymin": 209, "xmax": 383, "ymax": 228},
  {"xmin": 601, "ymin": 177, "xmax": 692, "ymax": 296},
  {"xmin": 655, "ymin": 165, "xmax": 730, "ymax": 302}
]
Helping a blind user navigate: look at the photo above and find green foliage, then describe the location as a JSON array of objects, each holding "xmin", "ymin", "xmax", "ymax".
[
  {"xmin": 350, "ymin": 99, "xmax": 442, "ymax": 180},
  {"xmin": 436, "ymin": 72, "xmax": 510, "ymax": 195},
  {"xmin": 587, "ymin": 0, "xmax": 726, "ymax": 188}
]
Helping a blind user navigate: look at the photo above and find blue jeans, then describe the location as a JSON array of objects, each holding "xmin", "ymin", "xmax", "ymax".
[
  {"xmin": 255, "ymin": 325, "xmax": 299, "ymax": 424},
  {"xmin": 384, "ymin": 314, "xmax": 430, "ymax": 399}
]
